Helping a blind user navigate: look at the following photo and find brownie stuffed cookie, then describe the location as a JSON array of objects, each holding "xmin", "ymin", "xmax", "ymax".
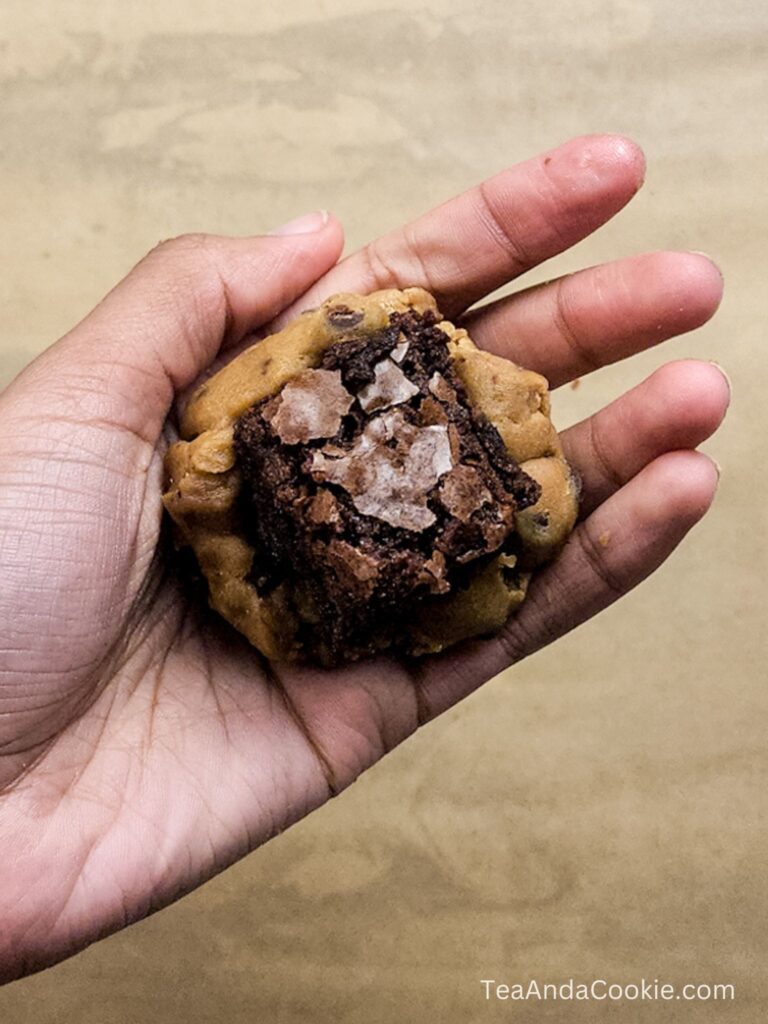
[{"xmin": 163, "ymin": 288, "xmax": 579, "ymax": 665}]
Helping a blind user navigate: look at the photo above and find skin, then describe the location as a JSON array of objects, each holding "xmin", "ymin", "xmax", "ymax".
[{"xmin": 0, "ymin": 135, "xmax": 729, "ymax": 982}]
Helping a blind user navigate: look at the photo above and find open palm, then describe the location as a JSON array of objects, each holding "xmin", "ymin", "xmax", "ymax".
[{"xmin": 0, "ymin": 135, "xmax": 729, "ymax": 982}]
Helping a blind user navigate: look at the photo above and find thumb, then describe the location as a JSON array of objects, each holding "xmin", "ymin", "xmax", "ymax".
[
  {"xmin": 0, "ymin": 214, "xmax": 343, "ymax": 765},
  {"xmin": 1, "ymin": 212, "xmax": 344, "ymax": 443}
]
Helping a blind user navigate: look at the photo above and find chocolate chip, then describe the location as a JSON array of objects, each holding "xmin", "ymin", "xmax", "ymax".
[{"xmin": 326, "ymin": 305, "xmax": 364, "ymax": 329}]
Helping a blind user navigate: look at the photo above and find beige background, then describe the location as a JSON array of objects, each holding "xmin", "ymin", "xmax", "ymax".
[{"xmin": 0, "ymin": 0, "xmax": 765, "ymax": 1020}]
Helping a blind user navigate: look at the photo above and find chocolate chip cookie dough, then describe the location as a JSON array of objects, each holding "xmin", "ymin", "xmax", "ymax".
[{"xmin": 163, "ymin": 288, "xmax": 579, "ymax": 665}]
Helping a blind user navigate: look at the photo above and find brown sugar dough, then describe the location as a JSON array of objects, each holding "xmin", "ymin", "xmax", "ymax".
[{"xmin": 162, "ymin": 288, "xmax": 579, "ymax": 663}]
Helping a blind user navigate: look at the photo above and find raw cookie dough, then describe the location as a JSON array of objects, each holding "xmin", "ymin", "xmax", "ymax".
[{"xmin": 163, "ymin": 288, "xmax": 579, "ymax": 664}]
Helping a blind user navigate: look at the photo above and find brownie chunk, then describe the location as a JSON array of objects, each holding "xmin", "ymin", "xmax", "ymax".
[{"xmin": 233, "ymin": 310, "xmax": 540, "ymax": 664}]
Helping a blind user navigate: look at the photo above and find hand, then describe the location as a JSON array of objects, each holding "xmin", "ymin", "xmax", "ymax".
[{"xmin": 0, "ymin": 135, "xmax": 728, "ymax": 981}]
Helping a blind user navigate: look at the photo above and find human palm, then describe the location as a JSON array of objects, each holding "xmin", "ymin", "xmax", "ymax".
[{"xmin": 0, "ymin": 135, "xmax": 729, "ymax": 981}]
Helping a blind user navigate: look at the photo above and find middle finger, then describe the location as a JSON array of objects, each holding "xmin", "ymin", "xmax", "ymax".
[{"xmin": 275, "ymin": 133, "xmax": 645, "ymax": 325}]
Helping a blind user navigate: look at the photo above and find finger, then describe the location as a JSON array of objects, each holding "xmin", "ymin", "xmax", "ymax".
[
  {"xmin": 275, "ymin": 134, "xmax": 645, "ymax": 324},
  {"xmin": 463, "ymin": 251, "xmax": 724, "ymax": 388},
  {"xmin": 562, "ymin": 359, "xmax": 730, "ymax": 517},
  {"xmin": 416, "ymin": 450, "xmax": 720, "ymax": 718},
  {"xmin": 3, "ymin": 213, "xmax": 345, "ymax": 443}
]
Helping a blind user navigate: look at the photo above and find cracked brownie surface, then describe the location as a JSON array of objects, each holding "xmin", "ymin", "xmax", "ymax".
[
  {"xmin": 162, "ymin": 287, "xmax": 579, "ymax": 664},
  {"xmin": 233, "ymin": 310, "xmax": 541, "ymax": 663}
]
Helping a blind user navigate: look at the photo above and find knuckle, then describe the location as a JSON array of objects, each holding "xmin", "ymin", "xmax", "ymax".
[
  {"xmin": 497, "ymin": 573, "xmax": 568, "ymax": 665},
  {"xmin": 361, "ymin": 239, "xmax": 403, "ymax": 292},
  {"xmin": 399, "ymin": 224, "xmax": 439, "ymax": 295},
  {"xmin": 362, "ymin": 229, "xmax": 441, "ymax": 298},
  {"xmin": 494, "ymin": 618, "xmax": 530, "ymax": 665},
  {"xmin": 493, "ymin": 583, "xmax": 544, "ymax": 664},
  {"xmin": 135, "ymin": 233, "xmax": 230, "ymax": 347},
  {"xmin": 577, "ymin": 522, "xmax": 626, "ymax": 597},
  {"xmin": 588, "ymin": 413, "xmax": 624, "ymax": 492},
  {"xmin": 476, "ymin": 178, "xmax": 530, "ymax": 269},
  {"xmin": 146, "ymin": 232, "xmax": 216, "ymax": 265},
  {"xmin": 554, "ymin": 276, "xmax": 600, "ymax": 373}
]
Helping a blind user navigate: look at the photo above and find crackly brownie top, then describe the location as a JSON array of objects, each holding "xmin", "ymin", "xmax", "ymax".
[{"xmin": 233, "ymin": 309, "xmax": 541, "ymax": 663}]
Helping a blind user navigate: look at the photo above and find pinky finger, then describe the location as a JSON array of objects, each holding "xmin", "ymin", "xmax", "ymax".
[{"xmin": 418, "ymin": 450, "xmax": 720, "ymax": 717}]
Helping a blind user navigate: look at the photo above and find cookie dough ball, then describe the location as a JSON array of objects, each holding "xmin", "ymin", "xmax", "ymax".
[{"xmin": 162, "ymin": 288, "xmax": 578, "ymax": 664}]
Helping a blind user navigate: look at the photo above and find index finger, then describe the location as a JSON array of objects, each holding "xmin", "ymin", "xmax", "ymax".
[{"xmin": 277, "ymin": 133, "xmax": 645, "ymax": 323}]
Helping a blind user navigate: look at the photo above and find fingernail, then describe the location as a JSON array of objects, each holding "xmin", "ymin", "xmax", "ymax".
[
  {"xmin": 710, "ymin": 456, "xmax": 723, "ymax": 481},
  {"xmin": 269, "ymin": 210, "xmax": 329, "ymax": 236},
  {"xmin": 687, "ymin": 250, "xmax": 724, "ymax": 278},
  {"xmin": 709, "ymin": 360, "xmax": 732, "ymax": 404}
]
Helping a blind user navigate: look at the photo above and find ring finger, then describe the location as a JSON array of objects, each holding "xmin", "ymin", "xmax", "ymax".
[
  {"xmin": 560, "ymin": 358, "xmax": 730, "ymax": 518},
  {"xmin": 462, "ymin": 250, "xmax": 724, "ymax": 388}
]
